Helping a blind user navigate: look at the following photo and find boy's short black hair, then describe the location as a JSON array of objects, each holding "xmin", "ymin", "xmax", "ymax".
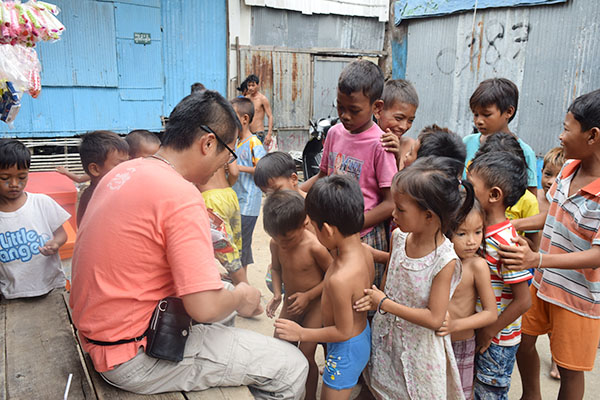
[
  {"xmin": 305, "ymin": 175, "xmax": 364, "ymax": 237},
  {"xmin": 568, "ymin": 88, "xmax": 600, "ymax": 132},
  {"xmin": 246, "ymin": 74, "xmax": 259, "ymax": 84},
  {"xmin": 237, "ymin": 78, "xmax": 248, "ymax": 94},
  {"xmin": 254, "ymin": 151, "xmax": 296, "ymax": 189},
  {"xmin": 382, "ymin": 79, "xmax": 419, "ymax": 108},
  {"xmin": 469, "ymin": 151, "xmax": 527, "ymax": 207},
  {"xmin": 0, "ymin": 139, "xmax": 31, "ymax": 170},
  {"xmin": 469, "ymin": 78, "xmax": 519, "ymax": 123},
  {"xmin": 126, "ymin": 130, "xmax": 161, "ymax": 158},
  {"xmin": 80, "ymin": 131, "xmax": 129, "ymax": 175},
  {"xmin": 163, "ymin": 90, "xmax": 241, "ymax": 151},
  {"xmin": 190, "ymin": 82, "xmax": 206, "ymax": 93},
  {"xmin": 338, "ymin": 60, "xmax": 384, "ymax": 104},
  {"xmin": 473, "ymin": 132, "xmax": 536, "ymax": 181},
  {"xmin": 416, "ymin": 125, "xmax": 466, "ymax": 175},
  {"xmin": 230, "ymin": 97, "xmax": 255, "ymax": 124},
  {"xmin": 263, "ymin": 190, "xmax": 306, "ymax": 237}
]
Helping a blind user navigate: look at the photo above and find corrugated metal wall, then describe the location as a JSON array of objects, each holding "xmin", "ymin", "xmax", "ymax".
[{"xmin": 396, "ymin": 0, "xmax": 600, "ymax": 156}]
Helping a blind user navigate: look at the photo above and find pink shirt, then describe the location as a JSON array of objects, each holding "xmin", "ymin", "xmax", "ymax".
[
  {"xmin": 319, "ymin": 122, "xmax": 398, "ymax": 235},
  {"xmin": 69, "ymin": 158, "xmax": 223, "ymax": 372}
]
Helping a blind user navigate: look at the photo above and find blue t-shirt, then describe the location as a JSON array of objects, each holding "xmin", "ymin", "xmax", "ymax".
[
  {"xmin": 233, "ymin": 135, "xmax": 267, "ymax": 216},
  {"xmin": 463, "ymin": 133, "xmax": 538, "ymax": 187}
]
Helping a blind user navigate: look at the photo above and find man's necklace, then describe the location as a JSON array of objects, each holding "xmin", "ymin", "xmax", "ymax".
[{"xmin": 150, "ymin": 154, "xmax": 177, "ymax": 171}]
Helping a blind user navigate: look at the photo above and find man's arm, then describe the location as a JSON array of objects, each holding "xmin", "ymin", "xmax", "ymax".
[
  {"xmin": 183, "ymin": 282, "xmax": 261, "ymax": 323},
  {"xmin": 263, "ymin": 96, "xmax": 274, "ymax": 146},
  {"xmin": 363, "ymin": 187, "xmax": 394, "ymax": 229}
]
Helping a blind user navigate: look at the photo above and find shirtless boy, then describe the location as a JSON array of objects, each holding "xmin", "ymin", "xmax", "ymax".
[
  {"xmin": 263, "ymin": 190, "xmax": 331, "ymax": 400},
  {"xmin": 275, "ymin": 175, "xmax": 374, "ymax": 400},
  {"xmin": 245, "ymin": 74, "xmax": 274, "ymax": 146}
]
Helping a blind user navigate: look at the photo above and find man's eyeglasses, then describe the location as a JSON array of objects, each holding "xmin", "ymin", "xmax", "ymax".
[{"xmin": 200, "ymin": 125, "xmax": 237, "ymax": 163}]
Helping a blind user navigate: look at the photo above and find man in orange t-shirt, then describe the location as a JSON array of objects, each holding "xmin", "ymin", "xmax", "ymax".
[{"xmin": 69, "ymin": 91, "xmax": 308, "ymax": 398}]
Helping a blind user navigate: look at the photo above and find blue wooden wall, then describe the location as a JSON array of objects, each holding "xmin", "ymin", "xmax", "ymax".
[{"xmin": 1, "ymin": 0, "xmax": 227, "ymax": 138}]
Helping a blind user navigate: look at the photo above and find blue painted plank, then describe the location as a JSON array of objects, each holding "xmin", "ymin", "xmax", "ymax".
[
  {"xmin": 116, "ymin": 39, "xmax": 163, "ymax": 88},
  {"xmin": 119, "ymin": 88, "xmax": 164, "ymax": 101},
  {"xmin": 37, "ymin": 0, "xmax": 118, "ymax": 87},
  {"xmin": 71, "ymin": 88, "xmax": 120, "ymax": 131},
  {"xmin": 392, "ymin": 38, "xmax": 408, "ymax": 80},
  {"xmin": 115, "ymin": 2, "xmax": 162, "ymax": 39},
  {"xmin": 118, "ymin": 98, "xmax": 163, "ymax": 131},
  {"xmin": 395, "ymin": 0, "xmax": 567, "ymax": 23}
]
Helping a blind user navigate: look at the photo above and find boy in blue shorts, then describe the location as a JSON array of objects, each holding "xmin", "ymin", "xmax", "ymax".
[
  {"xmin": 500, "ymin": 89, "xmax": 600, "ymax": 400},
  {"xmin": 464, "ymin": 78, "xmax": 538, "ymax": 195},
  {"xmin": 0, "ymin": 139, "xmax": 70, "ymax": 299},
  {"xmin": 275, "ymin": 175, "xmax": 374, "ymax": 400},
  {"xmin": 302, "ymin": 60, "xmax": 397, "ymax": 290},
  {"xmin": 231, "ymin": 97, "xmax": 267, "ymax": 272}
]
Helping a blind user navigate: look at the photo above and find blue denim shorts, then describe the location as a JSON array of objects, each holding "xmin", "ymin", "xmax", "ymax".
[{"xmin": 474, "ymin": 343, "xmax": 519, "ymax": 399}]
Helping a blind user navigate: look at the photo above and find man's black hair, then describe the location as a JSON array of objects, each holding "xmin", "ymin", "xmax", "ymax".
[
  {"xmin": 263, "ymin": 190, "xmax": 306, "ymax": 237},
  {"xmin": 568, "ymin": 88, "xmax": 600, "ymax": 132},
  {"xmin": 469, "ymin": 151, "xmax": 527, "ymax": 207},
  {"xmin": 79, "ymin": 131, "xmax": 129, "ymax": 175},
  {"xmin": 230, "ymin": 97, "xmax": 255, "ymax": 124},
  {"xmin": 469, "ymin": 78, "xmax": 519, "ymax": 123},
  {"xmin": 163, "ymin": 90, "xmax": 241, "ymax": 151},
  {"xmin": 126, "ymin": 130, "xmax": 161, "ymax": 158},
  {"xmin": 0, "ymin": 139, "xmax": 31, "ymax": 170},
  {"xmin": 237, "ymin": 78, "xmax": 248, "ymax": 94},
  {"xmin": 246, "ymin": 74, "xmax": 259, "ymax": 84},
  {"xmin": 305, "ymin": 175, "xmax": 364, "ymax": 237},
  {"xmin": 338, "ymin": 60, "xmax": 384, "ymax": 104},
  {"xmin": 254, "ymin": 151, "xmax": 296, "ymax": 189},
  {"xmin": 416, "ymin": 125, "xmax": 466, "ymax": 176},
  {"xmin": 190, "ymin": 82, "xmax": 206, "ymax": 93}
]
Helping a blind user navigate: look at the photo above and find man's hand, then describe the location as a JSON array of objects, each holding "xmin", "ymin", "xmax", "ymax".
[
  {"xmin": 287, "ymin": 291, "xmax": 310, "ymax": 316},
  {"xmin": 263, "ymin": 134, "xmax": 272, "ymax": 147},
  {"xmin": 498, "ymin": 235, "xmax": 540, "ymax": 270},
  {"xmin": 274, "ymin": 318, "xmax": 303, "ymax": 342},
  {"xmin": 353, "ymin": 285, "xmax": 385, "ymax": 313},
  {"xmin": 266, "ymin": 296, "xmax": 282, "ymax": 318},
  {"xmin": 234, "ymin": 283, "xmax": 263, "ymax": 317},
  {"xmin": 39, "ymin": 240, "xmax": 60, "ymax": 256}
]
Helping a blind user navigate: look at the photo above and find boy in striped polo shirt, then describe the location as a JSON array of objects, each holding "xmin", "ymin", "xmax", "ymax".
[
  {"xmin": 468, "ymin": 151, "xmax": 533, "ymax": 399},
  {"xmin": 500, "ymin": 89, "xmax": 600, "ymax": 400}
]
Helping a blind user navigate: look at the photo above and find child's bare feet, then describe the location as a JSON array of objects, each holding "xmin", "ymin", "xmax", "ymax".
[{"xmin": 550, "ymin": 360, "xmax": 560, "ymax": 380}]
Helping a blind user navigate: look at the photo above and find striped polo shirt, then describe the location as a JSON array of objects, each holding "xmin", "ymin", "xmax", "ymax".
[
  {"xmin": 533, "ymin": 160, "xmax": 600, "ymax": 319},
  {"xmin": 477, "ymin": 219, "xmax": 533, "ymax": 346}
]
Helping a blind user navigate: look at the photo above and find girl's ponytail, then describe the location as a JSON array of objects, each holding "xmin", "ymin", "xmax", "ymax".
[{"xmin": 453, "ymin": 179, "xmax": 475, "ymax": 233}]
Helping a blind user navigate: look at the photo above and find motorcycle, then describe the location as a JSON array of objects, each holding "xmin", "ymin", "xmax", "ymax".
[{"xmin": 301, "ymin": 116, "xmax": 338, "ymax": 180}]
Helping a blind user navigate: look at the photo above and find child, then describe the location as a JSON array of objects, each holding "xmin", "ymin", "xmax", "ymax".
[
  {"xmin": 473, "ymin": 132, "xmax": 541, "ymax": 247},
  {"xmin": 275, "ymin": 175, "xmax": 374, "ymax": 400},
  {"xmin": 245, "ymin": 74, "xmax": 274, "ymax": 146},
  {"xmin": 436, "ymin": 199, "xmax": 498, "ymax": 399},
  {"xmin": 376, "ymin": 79, "xmax": 419, "ymax": 168},
  {"xmin": 463, "ymin": 78, "xmax": 538, "ymax": 194},
  {"xmin": 254, "ymin": 151, "xmax": 303, "ymax": 195},
  {"xmin": 499, "ymin": 89, "xmax": 600, "ymax": 400},
  {"xmin": 197, "ymin": 159, "xmax": 246, "ymax": 285},
  {"xmin": 403, "ymin": 124, "xmax": 466, "ymax": 175},
  {"xmin": 77, "ymin": 131, "xmax": 129, "ymax": 226},
  {"xmin": 125, "ymin": 129, "xmax": 161, "ymax": 159},
  {"xmin": 231, "ymin": 97, "xmax": 267, "ymax": 272},
  {"xmin": 467, "ymin": 151, "xmax": 532, "ymax": 398},
  {"xmin": 0, "ymin": 139, "xmax": 70, "ymax": 299},
  {"xmin": 354, "ymin": 156, "xmax": 472, "ymax": 399},
  {"xmin": 263, "ymin": 190, "xmax": 331, "ymax": 400},
  {"xmin": 303, "ymin": 60, "xmax": 397, "ymax": 291}
]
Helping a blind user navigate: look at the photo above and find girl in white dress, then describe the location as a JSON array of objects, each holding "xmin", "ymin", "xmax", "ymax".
[{"xmin": 354, "ymin": 156, "xmax": 474, "ymax": 399}]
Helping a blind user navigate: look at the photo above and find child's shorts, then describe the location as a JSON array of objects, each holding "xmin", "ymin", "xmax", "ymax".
[
  {"xmin": 452, "ymin": 336, "xmax": 475, "ymax": 400},
  {"xmin": 522, "ymin": 285, "xmax": 600, "ymax": 371},
  {"xmin": 240, "ymin": 215, "xmax": 258, "ymax": 266},
  {"xmin": 323, "ymin": 323, "xmax": 371, "ymax": 390},
  {"xmin": 474, "ymin": 342, "xmax": 519, "ymax": 399}
]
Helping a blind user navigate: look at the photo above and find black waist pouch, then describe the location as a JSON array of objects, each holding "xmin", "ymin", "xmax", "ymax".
[{"xmin": 146, "ymin": 297, "xmax": 192, "ymax": 362}]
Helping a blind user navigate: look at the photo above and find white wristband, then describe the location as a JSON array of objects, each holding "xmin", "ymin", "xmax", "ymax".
[{"xmin": 537, "ymin": 253, "xmax": 543, "ymax": 269}]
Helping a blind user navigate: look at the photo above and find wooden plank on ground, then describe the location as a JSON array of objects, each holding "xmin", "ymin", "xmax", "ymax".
[
  {"xmin": 185, "ymin": 386, "xmax": 255, "ymax": 400},
  {"xmin": 0, "ymin": 301, "xmax": 6, "ymax": 400},
  {"xmin": 4, "ymin": 290, "xmax": 95, "ymax": 399}
]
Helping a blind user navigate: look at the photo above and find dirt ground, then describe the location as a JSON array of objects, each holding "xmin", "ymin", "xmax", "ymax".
[{"xmin": 234, "ymin": 200, "xmax": 600, "ymax": 400}]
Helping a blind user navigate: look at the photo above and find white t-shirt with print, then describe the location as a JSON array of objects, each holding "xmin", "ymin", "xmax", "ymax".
[{"xmin": 0, "ymin": 192, "xmax": 70, "ymax": 299}]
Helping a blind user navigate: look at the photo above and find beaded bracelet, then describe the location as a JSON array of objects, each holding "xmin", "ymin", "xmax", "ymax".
[{"xmin": 377, "ymin": 296, "xmax": 389, "ymax": 315}]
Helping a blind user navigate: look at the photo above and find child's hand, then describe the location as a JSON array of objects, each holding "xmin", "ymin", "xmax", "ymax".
[
  {"xmin": 39, "ymin": 240, "xmax": 60, "ymax": 256},
  {"xmin": 266, "ymin": 296, "xmax": 282, "ymax": 318},
  {"xmin": 380, "ymin": 130, "xmax": 400, "ymax": 155},
  {"xmin": 476, "ymin": 326, "xmax": 495, "ymax": 354},
  {"xmin": 274, "ymin": 318, "xmax": 302, "ymax": 342},
  {"xmin": 435, "ymin": 312, "xmax": 454, "ymax": 336},
  {"xmin": 353, "ymin": 285, "xmax": 384, "ymax": 312},
  {"xmin": 287, "ymin": 291, "xmax": 310, "ymax": 315},
  {"xmin": 498, "ymin": 235, "xmax": 539, "ymax": 270},
  {"xmin": 55, "ymin": 165, "xmax": 68, "ymax": 175}
]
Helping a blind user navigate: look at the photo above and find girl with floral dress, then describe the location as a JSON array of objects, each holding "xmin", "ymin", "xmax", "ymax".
[{"xmin": 354, "ymin": 156, "xmax": 474, "ymax": 399}]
